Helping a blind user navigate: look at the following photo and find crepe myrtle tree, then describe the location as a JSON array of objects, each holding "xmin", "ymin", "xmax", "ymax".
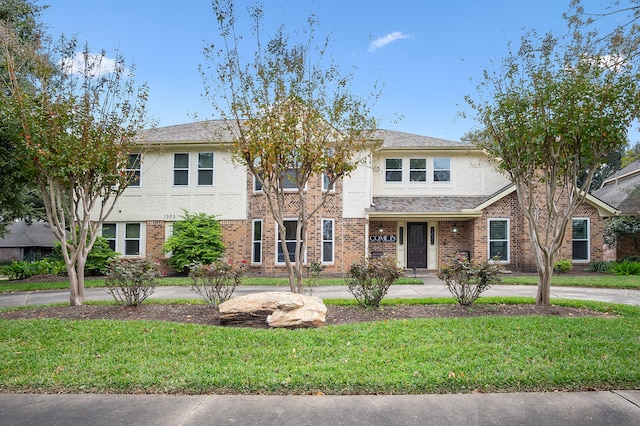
[
  {"xmin": 465, "ymin": 2, "xmax": 640, "ymax": 305},
  {"xmin": 201, "ymin": 1, "xmax": 378, "ymax": 293},
  {"xmin": 3, "ymin": 31, "xmax": 150, "ymax": 306}
]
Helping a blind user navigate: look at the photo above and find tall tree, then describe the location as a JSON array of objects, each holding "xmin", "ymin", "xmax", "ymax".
[
  {"xmin": 201, "ymin": 1, "xmax": 378, "ymax": 293},
  {"xmin": 0, "ymin": 0, "xmax": 47, "ymax": 235},
  {"xmin": 465, "ymin": 2, "xmax": 640, "ymax": 305},
  {"xmin": 3, "ymin": 29, "xmax": 150, "ymax": 305}
]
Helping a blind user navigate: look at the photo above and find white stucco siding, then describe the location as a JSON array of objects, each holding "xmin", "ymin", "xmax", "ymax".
[
  {"xmin": 342, "ymin": 152, "xmax": 373, "ymax": 218},
  {"xmin": 94, "ymin": 148, "xmax": 247, "ymax": 222},
  {"xmin": 372, "ymin": 151, "xmax": 511, "ymax": 197}
]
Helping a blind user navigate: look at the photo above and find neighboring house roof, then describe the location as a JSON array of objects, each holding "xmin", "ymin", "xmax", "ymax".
[
  {"xmin": 592, "ymin": 160, "xmax": 640, "ymax": 214},
  {"xmin": 0, "ymin": 221, "xmax": 56, "ymax": 248}
]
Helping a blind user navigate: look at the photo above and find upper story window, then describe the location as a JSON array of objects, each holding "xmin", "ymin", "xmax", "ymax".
[
  {"xmin": 281, "ymin": 168, "xmax": 298, "ymax": 189},
  {"xmin": 385, "ymin": 158, "xmax": 402, "ymax": 182},
  {"xmin": 488, "ymin": 218, "xmax": 509, "ymax": 262},
  {"xmin": 126, "ymin": 154, "xmax": 141, "ymax": 187},
  {"xmin": 433, "ymin": 157, "xmax": 451, "ymax": 182},
  {"xmin": 409, "ymin": 158, "xmax": 427, "ymax": 182},
  {"xmin": 197, "ymin": 152, "xmax": 214, "ymax": 186},
  {"xmin": 173, "ymin": 153, "xmax": 189, "ymax": 186},
  {"xmin": 322, "ymin": 172, "xmax": 335, "ymax": 191},
  {"xmin": 572, "ymin": 218, "xmax": 590, "ymax": 261}
]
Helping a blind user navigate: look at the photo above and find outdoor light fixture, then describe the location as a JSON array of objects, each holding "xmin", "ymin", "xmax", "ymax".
[
  {"xmin": 379, "ymin": 225, "xmax": 384, "ymax": 234},
  {"xmin": 452, "ymin": 224, "xmax": 458, "ymax": 233}
]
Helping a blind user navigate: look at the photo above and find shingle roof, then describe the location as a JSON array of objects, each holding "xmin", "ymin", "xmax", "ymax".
[
  {"xmin": 0, "ymin": 221, "xmax": 56, "ymax": 248},
  {"xmin": 368, "ymin": 196, "xmax": 490, "ymax": 214},
  {"xmin": 136, "ymin": 121, "xmax": 469, "ymax": 149},
  {"xmin": 592, "ymin": 164, "xmax": 640, "ymax": 215}
]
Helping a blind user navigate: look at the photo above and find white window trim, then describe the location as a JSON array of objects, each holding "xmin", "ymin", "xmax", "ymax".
[
  {"xmin": 433, "ymin": 157, "xmax": 451, "ymax": 184},
  {"xmin": 197, "ymin": 152, "xmax": 215, "ymax": 186},
  {"xmin": 321, "ymin": 218, "xmax": 335, "ymax": 264},
  {"xmin": 572, "ymin": 217, "xmax": 591, "ymax": 263},
  {"xmin": 124, "ymin": 222, "xmax": 143, "ymax": 257},
  {"xmin": 322, "ymin": 172, "xmax": 335, "ymax": 192},
  {"xmin": 173, "ymin": 153, "xmax": 190, "ymax": 186},
  {"xmin": 275, "ymin": 219, "xmax": 306, "ymax": 265},
  {"xmin": 252, "ymin": 219, "xmax": 263, "ymax": 265},
  {"xmin": 385, "ymin": 158, "xmax": 403, "ymax": 183},
  {"xmin": 409, "ymin": 158, "xmax": 427, "ymax": 183},
  {"xmin": 488, "ymin": 218, "xmax": 510, "ymax": 263},
  {"xmin": 102, "ymin": 222, "xmax": 145, "ymax": 257}
]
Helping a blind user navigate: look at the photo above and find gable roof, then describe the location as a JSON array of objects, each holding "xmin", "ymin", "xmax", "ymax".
[
  {"xmin": 371, "ymin": 129, "xmax": 471, "ymax": 149},
  {"xmin": 0, "ymin": 221, "xmax": 56, "ymax": 248},
  {"xmin": 592, "ymin": 160, "xmax": 640, "ymax": 214}
]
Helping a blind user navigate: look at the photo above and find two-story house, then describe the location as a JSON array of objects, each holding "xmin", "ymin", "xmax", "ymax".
[{"xmin": 98, "ymin": 120, "xmax": 617, "ymax": 275}]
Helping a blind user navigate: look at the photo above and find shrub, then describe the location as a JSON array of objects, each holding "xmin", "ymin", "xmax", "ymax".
[
  {"xmin": 163, "ymin": 211, "xmax": 225, "ymax": 273},
  {"xmin": 51, "ymin": 236, "xmax": 118, "ymax": 276},
  {"xmin": 586, "ymin": 260, "xmax": 611, "ymax": 273},
  {"xmin": 553, "ymin": 259, "xmax": 572, "ymax": 274},
  {"xmin": 1, "ymin": 258, "xmax": 65, "ymax": 280},
  {"xmin": 608, "ymin": 260, "xmax": 640, "ymax": 276},
  {"xmin": 104, "ymin": 258, "xmax": 160, "ymax": 306},
  {"xmin": 189, "ymin": 258, "xmax": 246, "ymax": 308},
  {"xmin": 437, "ymin": 257, "xmax": 503, "ymax": 306},
  {"xmin": 346, "ymin": 255, "xmax": 403, "ymax": 308}
]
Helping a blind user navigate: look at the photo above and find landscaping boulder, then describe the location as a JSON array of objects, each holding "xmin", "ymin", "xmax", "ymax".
[{"xmin": 218, "ymin": 291, "xmax": 327, "ymax": 328}]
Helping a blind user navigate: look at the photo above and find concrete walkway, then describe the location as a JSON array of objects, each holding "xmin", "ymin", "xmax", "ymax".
[{"xmin": 1, "ymin": 277, "xmax": 639, "ymax": 425}]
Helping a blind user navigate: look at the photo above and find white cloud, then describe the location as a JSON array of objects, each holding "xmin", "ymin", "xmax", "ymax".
[
  {"xmin": 368, "ymin": 31, "xmax": 411, "ymax": 52},
  {"xmin": 59, "ymin": 52, "xmax": 119, "ymax": 77}
]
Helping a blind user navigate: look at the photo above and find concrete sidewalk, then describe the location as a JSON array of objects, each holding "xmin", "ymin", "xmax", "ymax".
[{"xmin": 1, "ymin": 391, "xmax": 639, "ymax": 425}]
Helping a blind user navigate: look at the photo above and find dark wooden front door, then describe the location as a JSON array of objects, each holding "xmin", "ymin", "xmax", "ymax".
[{"xmin": 407, "ymin": 222, "xmax": 427, "ymax": 269}]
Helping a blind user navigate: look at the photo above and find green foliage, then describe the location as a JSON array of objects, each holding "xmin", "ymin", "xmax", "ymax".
[
  {"xmin": 189, "ymin": 258, "xmax": 246, "ymax": 308},
  {"xmin": 104, "ymin": 258, "xmax": 160, "ymax": 306},
  {"xmin": 346, "ymin": 255, "xmax": 403, "ymax": 308},
  {"xmin": 604, "ymin": 216, "xmax": 640, "ymax": 255},
  {"xmin": 0, "ymin": 258, "xmax": 64, "ymax": 280},
  {"xmin": 305, "ymin": 260, "xmax": 325, "ymax": 295},
  {"xmin": 437, "ymin": 257, "xmax": 503, "ymax": 306},
  {"xmin": 608, "ymin": 260, "xmax": 640, "ymax": 276},
  {"xmin": 163, "ymin": 212, "xmax": 225, "ymax": 273},
  {"xmin": 586, "ymin": 260, "xmax": 611, "ymax": 273},
  {"xmin": 51, "ymin": 236, "xmax": 118, "ymax": 276},
  {"xmin": 553, "ymin": 259, "xmax": 573, "ymax": 274}
]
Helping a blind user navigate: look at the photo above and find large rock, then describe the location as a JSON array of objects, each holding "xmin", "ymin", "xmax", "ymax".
[{"xmin": 218, "ymin": 292, "xmax": 327, "ymax": 328}]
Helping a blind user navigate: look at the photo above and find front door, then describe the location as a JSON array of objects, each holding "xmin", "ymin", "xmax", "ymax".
[{"xmin": 407, "ymin": 222, "xmax": 427, "ymax": 269}]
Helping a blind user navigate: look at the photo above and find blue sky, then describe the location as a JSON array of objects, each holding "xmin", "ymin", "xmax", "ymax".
[{"xmin": 42, "ymin": 0, "xmax": 629, "ymax": 142}]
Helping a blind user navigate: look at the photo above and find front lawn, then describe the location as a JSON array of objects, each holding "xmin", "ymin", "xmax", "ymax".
[
  {"xmin": 499, "ymin": 274, "xmax": 640, "ymax": 289},
  {"xmin": 0, "ymin": 299, "xmax": 638, "ymax": 395}
]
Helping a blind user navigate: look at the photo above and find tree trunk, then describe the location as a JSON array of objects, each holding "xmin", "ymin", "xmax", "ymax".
[
  {"xmin": 68, "ymin": 257, "xmax": 86, "ymax": 306},
  {"xmin": 536, "ymin": 261, "xmax": 553, "ymax": 306}
]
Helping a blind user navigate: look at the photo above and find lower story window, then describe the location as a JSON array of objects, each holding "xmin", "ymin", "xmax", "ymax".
[
  {"xmin": 322, "ymin": 219, "xmax": 334, "ymax": 263},
  {"xmin": 125, "ymin": 223, "xmax": 141, "ymax": 256},
  {"xmin": 252, "ymin": 220, "xmax": 262, "ymax": 264},
  {"xmin": 101, "ymin": 223, "xmax": 117, "ymax": 251},
  {"xmin": 572, "ymin": 218, "xmax": 590, "ymax": 261},
  {"xmin": 488, "ymin": 219, "xmax": 509, "ymax": 261},
  {"xmin": 277, "ymin": 220, "xmax": 304, "ymax": 264}
]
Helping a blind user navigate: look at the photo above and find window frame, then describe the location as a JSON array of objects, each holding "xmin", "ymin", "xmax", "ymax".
[
  {"xmin": 321, "ymin": 218, "xmax": 334, "ymax": 264},
  {"xmin": 173, "ymin": 153, "xmax": 190, "ymax": 186},
  {"xmin": 124, "ymin": 222, "xmax": 141, "ymax": 256},
  {"xmin": 197, "ymin": 152, "xmax": 214, "ymax": 186},
  {"xmin": 126, "ymin": 153, "xmax": 141, "ymax": 187},
  {"xmin": 252, "ymin": 219, "xmax": 263, "ymax": 265},
  {"xmin": 409, "ymin": 158, "xmax": 427, "ymax": 182},
  {"xmin": 572, "ymin": 217, "xmax": 590, "ymax": 262},
  {"xmin": 276, "ymin": 219, "xmax": 306, "ymax": 265},
  {"xmin": 433, "ymin": 157, "xmax": 451, "ymax": 183},
  {"xmin": 101, "ymin": 223, "xmax": 117, "ymax": 251},
  {"xmin": 385, "ymin": 158, "xmax": 403, "ymax": 183},
  {"xmin": 322, "ymin": 172, "xmax": 335, "ymax": 192},
  {"xmin": 488, "ymin": 218, "xmax": 510, "ymax": 262}
]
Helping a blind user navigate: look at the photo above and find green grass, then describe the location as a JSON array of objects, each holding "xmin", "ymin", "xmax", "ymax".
[
  {"xmin": 499, "ymin": 274, "xmax": 640, "ymax": 289},
  {"xmin": 0, "ymin": 299, "xmax": 638, "ymax": 395},
  {"xmin": 0, "ymin": 276, "xmax": 423, "ymax": 293}
]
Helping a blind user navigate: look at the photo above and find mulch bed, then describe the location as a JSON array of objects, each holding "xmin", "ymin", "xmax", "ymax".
[{"xmin": 0, "ymin": 303, "xmax": 612, "ymax": 327}]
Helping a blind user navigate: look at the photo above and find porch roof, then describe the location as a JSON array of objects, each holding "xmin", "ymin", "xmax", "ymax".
[{"xmin": 367, "ymin": 196, "xmax": 489, "ymax": 218}]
